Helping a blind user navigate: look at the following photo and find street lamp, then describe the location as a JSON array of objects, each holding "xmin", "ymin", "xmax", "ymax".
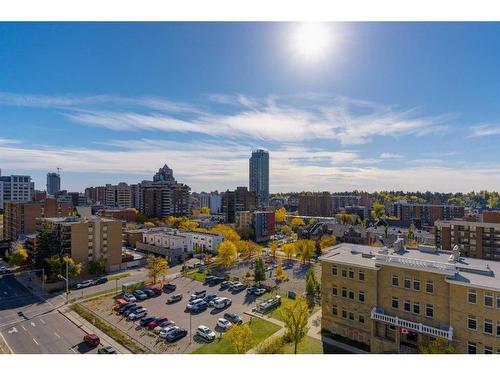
[
  {"xmin": 187, "ymin": 290, "xmax": 192, "ymax": 344},
  {"xmin": 58, "ymin": 259, "xmax": 70, "ymax": 303}
]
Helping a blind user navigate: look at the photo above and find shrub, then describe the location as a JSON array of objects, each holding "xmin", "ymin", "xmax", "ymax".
[{"xmin": 256, "ymin": 335, "xmax": 285, "ymax": 354}]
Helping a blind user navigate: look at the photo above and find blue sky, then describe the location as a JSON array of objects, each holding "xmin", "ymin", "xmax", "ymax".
[{"xmin": 0, "ymin": 22, "xmax": 499, "ymax": 193}]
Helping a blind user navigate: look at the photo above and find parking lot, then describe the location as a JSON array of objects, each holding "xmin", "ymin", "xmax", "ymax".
[{"xmin": 81, "ymin": 276, "xmax": 267, "ymax": 353}]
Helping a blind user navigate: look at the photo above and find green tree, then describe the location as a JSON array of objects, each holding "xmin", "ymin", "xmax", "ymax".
[
  {"xmin": 280, "ymin": 225, "xmax": 292, "ymax": 235},
  {"xmin": 34, "ymin": 221, "xmax": 60, "ymax": 270},
  {"xmin": 226, "ymin": 323, "xmax": 251, "ymax": 354},
  {"xmin": 280, "ymin": 297, "xmax": 309, "ymax": 354},
  {"xmin": 8, "ymin": 243, "xmax": 29, "ymax": 267},
  {"xmin": 419, "ymin": 338, "xmax": 457, "ymax": 354},
  {"xmin": 145, "ymin": 255, "xmax": 169, "ymax": 284},
  {"xmin": 282, "ymin": 243, "xmax": 295, "ymax": 260},
  {"xmin": 269, "ymin": 242, "xmax": 278, "ymax": 259},
  {"xmin": 63, "ymin": 256, "xmax": 82, "ymax": 278},
  {"xmin": 305, "ymin": 269, "xmax": 318, "ymax": 297},
  {"xmin": 87, "ymin": 257, "xmax": 106, "ymax": 276},
  {"xmin": 294, "ymin": 239, "xmax": 315, "ymax": 263},
  {"xmin": 275, "ymin": 207, "xmax": 287, "ymax": 223},
  {"xmin": 371, "ymin": 202, "xmax": 386, "ymax": 220},
  {"xmin": 291, "ymin": 217, "xmax": 305, "ymax": 230},
  {"xmin": 254, "ymin": 257, "xmax": 266, "ymax": 283},
  {"xmin": 215, "ymin": 241, "xmax": 238, "ymax": 268}
]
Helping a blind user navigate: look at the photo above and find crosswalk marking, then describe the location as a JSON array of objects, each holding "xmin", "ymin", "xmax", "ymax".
[
  {"xmin": 30, "ymin": 321, "xmax": 36, "ymax": 327},
  {"xmin": 54, "ymin": 332, "xmax": 61, "ymax": 339},
  {"xmin": 32, "ymin": 338, "xmax": 39, "ymax": 345},
  {"xmin": 39, "ymin": 318, "xmax": 46, "ymax": 324},
  {"xmin": 7, "ymin": 327, "xmax": 18, "ymax": 334}
]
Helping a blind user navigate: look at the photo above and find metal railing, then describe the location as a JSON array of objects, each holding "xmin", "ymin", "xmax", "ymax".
[{"xmin": 374, "ymin": 254, "xmax": 457, "ymax": 274}]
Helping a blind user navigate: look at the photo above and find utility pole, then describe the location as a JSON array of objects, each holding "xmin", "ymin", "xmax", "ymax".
[{"xmin": 58, "ymin": 259, "xmax": 70, "ymax": 304}]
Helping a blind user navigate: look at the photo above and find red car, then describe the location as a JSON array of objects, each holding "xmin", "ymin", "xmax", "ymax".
[
  {"xmin": 84, "ymin": 334, "xmax": 100, "ymax": 347},
  {"xmin": 148, "ymin": 317, "xmax": 169, "ymax": 329},
  {"xmin": 151, "ymin": 287, "xmax": 162, "ymax": 296}
]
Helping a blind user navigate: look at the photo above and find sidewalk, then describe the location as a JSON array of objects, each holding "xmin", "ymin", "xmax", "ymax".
[{"xmin": 58, "ymin": 306, "xmax": 133, "ymax": 354}]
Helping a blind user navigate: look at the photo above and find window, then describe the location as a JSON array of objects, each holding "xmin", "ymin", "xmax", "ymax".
[
  {"xmin": 496, "ymin": 294, "xmax": 500, "ymax": 309},
  {"xmin": 359, "ymin": 314, "xmax": 365, "ymax": 324},
  {"xmin": 332, "ymin": 286, "xmax": 338, "ymax": 296},
  {"xmin": 484, "ymin": 346, "xmax": 493, "ymax": 354},
  {"xmin": 467, "ymin": 342, "xmax": 476, "ymax": 354},
  {"xmin": 341, "ymin": 269, "xmax": 347, "ymax": 278},
  {"xmin": 484, "ymin": 319, "xmax": 493, "ymax": 335},
  {"xmin": 348, "ymin": 312, "xmax": 354, "ymax": 321},
  {"xmin": 484, "ymin": 292, "xmax": 493, "ymax": 307},
  {"xmin": 404, "ymin": 277, "xmax": 411, "ymax": 289},
  {"xmin": 348, "ymin": 269, "xmax": 354, "ymax": 279},
  {"xmin": 348, "ymin": 290, "xmax": 355, "ymax": 300},
  {"xmin": 332, "ymin": 305, "xmax": 338, "ymax": 316},
  {"xmin": 392, "ymin": 274, "xmax": 399, "ymax": 287},
  {"xmin": 359, "ymin": 291, "xmax": 365, "ymax": 303},
  {"xmin": 341, "ymin": 288, "xmax": 347, "ymax": 298},
  {"xmin": 425, "ymin": 304, "xmax": 434, "ymax": 318},
  {"xmin": 392, "ymin": 297, "xmax": 399, "ymax": 309},
  {"xmin": 358, "ymin": 271, "xmax": 365, "ymax": 281},
  {"xmin": 404, "ymin": 300, "xmax": 411, "ymax": 312},
  {"xmin": 332, "ymin": 266, "xmax": 338, "ymax": 276},
  {"xmin": 496, "ymin": 322, "xmax": 500, "ymax": 337},
  {"xmin": 426, "ymin": 280, "xmax": 434, "ymax": 294},
  {"xmin": 468, "ymin": 315, "xmax": 477, "ymax": 330},
  {"xmin": 413, "ymin": 278, "xmax": 420, "ymax": 291},
  {"xmin": 413, "ymin": 302, "xmax": 420, "ymax": 315},
  {"xmin": 468, "ymin": 289, "xmax": 477, "ymax": 304},
  {"xmin": 341, "ymin": 309, "xmax": 347, "ymax": 319}
]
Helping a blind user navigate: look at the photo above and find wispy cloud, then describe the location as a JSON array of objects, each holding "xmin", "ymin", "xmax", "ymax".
[
  {"xmin": 0, "ymin": 91, "xmax": 455, "ymax": 145},
  {"xmin": 469, "ymin": 124, "xmax": 500, "ymax": 137},
  {"xmin": 0, "ymin": 138, "xmax": 22, "ymax": 146},
  {"xmin": 379, "ymin": 152, "xmax": 402, "ymax": 159}
]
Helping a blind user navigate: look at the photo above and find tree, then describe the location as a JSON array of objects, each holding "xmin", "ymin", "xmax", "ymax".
[
  {"xmin": 34, "ymin": 221, "xmax": 60, "ymax": 270},
  {"xmin": 280, "ymin": 225, "xmax": 292, "ymax": 235},
  {"xmin": 144, "ymin": 221, "xmax": 156, "ymax": 228},
  {"xmin": 87, "ymin": 257, "xmax": 106, "ymax": 276},
  {"xmin": 294, "ymin": 240, "xmax": 315, "ymax": 263},
  {"xmin": 276, "ymin": 258, "xmax": 284, "ymax": 279},
  {"xmin": 319, "ymin": 235, "xmax": 336, "ymax": 250},
  {"xmin": 269, "ymin": 242, "xmax": 278, "ymax": 259},
  {"xmin": 46, "ymin": 255, "xmax": 81, "ymax": 282},
  {"xmin": 179, "ymin": 220, "xmax": 199, "ymax": 231},
  {"xmin": 291, "ymin": 217, "xmax": 305, "ymax": 230},
  {"xmin": 254, "ymin": 257, "xmax": 266, "ymax": 283},
  {"xmin": 226, "ymin": 323, "xmax": 251, "ymax": 354},
  {"xmin": 145, "ymin": 255, "xmax": 169, "ymax": 284},
  {"xmin": 211, "ymin": 224, "xmax": 241, "ymax": 242},
  {"xmin": 371, "ymin": 202, "xmax": 386, "ymax": 220},
  {"xmin": 280, "ymin": 297, "xmax": 309, "ymax": 354},
  {"xmin": 63, "ymin": 256, "xmax": 82, "ymax": 278},
  {"xmin": 282, "ymin": 243, "xmax": 295, "ymax": 260},
  {"xmin": 275, "ymin": 208, "xmax": 287, "ymax": 223},
  {"xmin": 305, "ymin": 269, "xmax": 319, "ymax": 297},
  {"xmin": 215, "ymin": 241, "xmax": 238, "ymax": 268},
  {"xmin": 200, "ymin": 206, "xmax": 210, "ymax": 215},
  {"xmin": 8, "ymin": 243, "xmax": 28, "ymax": 267},
  {"xmin": 419, "ymin": 338, "xmax": 457, "ymax": 354}
]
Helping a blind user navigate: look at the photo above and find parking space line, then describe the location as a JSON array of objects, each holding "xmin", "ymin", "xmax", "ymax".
[
  {"xmin": 54, "ymin": 332, "xmax": 61, "ymax": 339},
  {"xmin": 32, "ymin": 338, "xmax": 39, "ymax": 345}
]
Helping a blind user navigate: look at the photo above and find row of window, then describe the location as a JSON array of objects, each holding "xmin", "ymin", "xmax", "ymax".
[
  {"xmin": 467, "ymin": 316, "xmax": 500, "ymax": 336},
  {"xmin": 467, "ymin": 289, "xmax": 500, "ymax": 309},
  {"xmin": 391, "ymin": 274, "xmax": 434, "ymax": 293},
  {"xmin": 391, "ymin": 297, "xmax": 434, "ymax": 318},
  {"xmin": 467, "ymin": 342, "xmax": 500, "ymax": 354},
  {"xmin": 332, "ymin": 286, "xmax": 365, "ymax": 302},
  {"xmin": 332, "ymin": 305, "xmax": 365, "ymax": 324},
  {"xmin": 332, "ymin": 266, "xmax": 365, "ymax": 281}
]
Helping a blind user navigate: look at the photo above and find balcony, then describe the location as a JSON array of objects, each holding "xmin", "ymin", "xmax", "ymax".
[{"xmin": 371, "ymin": 307, "xmax": 453, "ymax": 340}]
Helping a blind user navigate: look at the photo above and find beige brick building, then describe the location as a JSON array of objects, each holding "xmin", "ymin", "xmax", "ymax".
[
  {"xmin": 40, "ymin": 216, "xmax": 123, "ymax": 272},
  {"xmin": 321, "ymin": 241, "xmax": 500, "ymax": 353}
]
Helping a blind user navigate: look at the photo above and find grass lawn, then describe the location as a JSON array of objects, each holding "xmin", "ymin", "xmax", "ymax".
[
  {"xmin": 185, "ymin": 270, "xmax": 207, "ymax": 282},
  {"xmin": 282, "ymin": 336, "xmax": 352, "ymax": 354},
  {"xmin": 192, "ymin": 317, "xmax": 280, "ymax": 354},
  {"xmin": 262, "ymin": 293, "xmax": 320, "ymax": 322},
  {"xmin": 107, "ymin": 272, "xmax": 131, "ymax": 281}
]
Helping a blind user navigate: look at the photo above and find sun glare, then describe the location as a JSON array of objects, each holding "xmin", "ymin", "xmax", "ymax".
[{"xmin": 291, "ymin": 23, "xmax": 332, "ymax": 62}]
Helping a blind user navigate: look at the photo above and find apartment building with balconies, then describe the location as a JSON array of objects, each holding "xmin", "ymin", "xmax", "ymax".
[{"xmin": 320, "ymin": 241, "xmax": 500, "ymax": 354}]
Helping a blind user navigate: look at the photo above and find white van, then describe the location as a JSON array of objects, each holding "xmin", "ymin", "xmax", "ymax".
[{"xmin": 213, "ymin": 297, "xmax": 232, "ymax": 309}]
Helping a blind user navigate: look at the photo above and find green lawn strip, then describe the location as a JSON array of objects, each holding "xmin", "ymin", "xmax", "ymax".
[
  {"xmin": 192, "ymin": 317, "xmax": 280, "ymax": 354},
  {"xmin": 184, "ymin": 270, "xmax": 207, "ymax": 282},
  {"xmin": 107, "ymin": 272, "xmax": 131, "ymax": 281},
  {"xmin": 281, "ymin": 336, "xmax": 352, "ymax": 354},
  {"xmin": 69, "ymin": 288, "xmax": 118, "ymax": 303},
  {"xmin": 261, "ymin": 293, "xmax": 319, "ymax": 322},
  {"xmin": 71, "ymin": 304, "xmax": 147, "ymax": 353}
]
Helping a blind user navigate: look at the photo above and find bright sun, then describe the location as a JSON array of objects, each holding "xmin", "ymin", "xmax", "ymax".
[{"xmin": 291, "ymin": 23, "xmax": 332, "ymax": 62}]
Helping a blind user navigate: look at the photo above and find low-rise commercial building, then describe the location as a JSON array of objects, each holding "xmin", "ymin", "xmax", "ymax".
[{"xmin": 320, "ymin": 241, "xmax": 500, "ymax": 354}]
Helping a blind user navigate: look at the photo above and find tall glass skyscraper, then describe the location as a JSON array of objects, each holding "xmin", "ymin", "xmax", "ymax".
[
  {"xmin": 46, "ymin": 172, "xmax": 61, "ymax": 195},
  {"xmin": 249, "ymin": 149, "xmax": 269, "ymax": 207}
]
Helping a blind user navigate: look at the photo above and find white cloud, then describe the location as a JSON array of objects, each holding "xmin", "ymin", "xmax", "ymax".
[
  {"xmin": 469, "ymin": 124, "xmax": 500, "ymax": 137},
  {"xmin": 379, "ymin": 152, "xmax": 402, "ymax": 159}
]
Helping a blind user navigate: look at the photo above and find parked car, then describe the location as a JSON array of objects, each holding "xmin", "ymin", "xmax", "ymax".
[
  {"xmin": 95, "ymin": 277, "xmax": 108, "ymax": 285},
  {"xmin": 142, "ymin": 288, "xmax": 156, "ymax": 298},
  {"xmin": 204, "ymin": 276, "xmax": 217, "ymax": 285},
  {"xmin": 0, "ymin": 266, "xmax": 7, "ymax": 273},
  {"xmin": 186, "ymin": 298, "xmax": 205, "ymax": 311},
  {"xmin": 246, "ymin": 287, "xmax": 258, "ymax": 295},
  {"xmin": 83, "ymin": 334, "xmax": 100, "ymax": 347},
  {"xmin": 203, "ymin": 294, "xmax": 218, "ymax": 304},
  {"xmin": 127, "ymin": 308, "xmax": 147, "ymax": 320},
  {"xmin": 159, "ymin": 325, "xmax": 179, "ymax": 338},
  {"xmin": 166, "ymin": 293, "xmax": 183, "ymax": 304},
  {"xmin": 148, "ymin": 317, "xmax": 169, "ymax": 329},
  {"xmin": 220, "ymin": 281, "xmax": 232, "ymax": 289},
  {"xmin": 151, "ymin": 287, "xmax": 162, "ymax": 296},
  {"xmin": 123, "ymin": 293, "xmax": 137, "ymax": 302},
  {"xmin": 190, "ymin": 300, "xmax": 209, "ymax": 313},
  {"xmin": 98, "ymin": 346, "xmax": 116, "ymax": 354},
  {"xmin": 133, "ymin": 290, "xmax": 148, "ymax": 300},
  {"xmin": 123, "ymin": 305, "xmax": 143, "ymax": 317},
  {"xmin": 165, "ymin": 328, "xmax": 188, "ymax": 342},
  {"xmin": 216, "ymin": 318, "xmax": 232, "ymax": 330},
  {"xmin": 254, "ymin": 288, "xmax": 267, "ymax": 296},
  {"xmin": 213, "ymin": 297, "xmax": 232, "ymax": 309},
  {"xmin": 196, "ymin": 325, "xmax": 216, "ymax": 341},
  {"xmin": 190, "ymin": 290, "xmax": 207, "ymax": 300},
  {"xmin": 223, "ymin": 312, "xmax": 243, "ymax": 324},
  {"xmin": 230, "ymin": 282, "xmax": 245, "ymax": 292},
  {"xmin": 140, "ymin": 316, "xmax": 158, "ymax": 327},
  {"xmin": 118, "ymin": 303, "xmax": 136, "ymax": 314},
  {"xmin": 210, "ymin": 277, "xmax": 225, "ymax": 285},
  {"xmin": 76, "ymin": 280, "xmax": 94, "ymax": 289},
  {"xmin": 162, "ymin": 283, "xmax": 176, "ymax": 292},
  {"xmin": 153, "ymin": 320, "xmax": 175, "ymax": 334}
]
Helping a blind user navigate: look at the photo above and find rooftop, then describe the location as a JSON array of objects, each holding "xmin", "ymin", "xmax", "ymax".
[
  {"xmin": 43, "ymin": 216, "xmax": 118, "ymax": 225},
  {"xmin": 321, "ymin": 243, "xmax": 500, "ymax": 291}
]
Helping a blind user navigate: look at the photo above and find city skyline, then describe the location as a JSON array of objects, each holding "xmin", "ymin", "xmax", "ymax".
[{"xmin": 1, "ymin": 23, "xmax": 500, "ymax": 193}]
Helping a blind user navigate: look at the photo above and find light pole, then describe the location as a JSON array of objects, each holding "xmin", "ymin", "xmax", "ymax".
[
  {"xmin": 187, "ymin": 290, "xmax": 192, "ymax": 344},
  {"xmin": 58, "ymin": 259, "xmax": 70, "ymax": 304}
]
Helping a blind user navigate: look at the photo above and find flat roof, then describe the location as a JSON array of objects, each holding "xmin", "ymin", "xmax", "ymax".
[{"xmin": 320, "ymin": 243, "xmax": 500, "ymax": 291}]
